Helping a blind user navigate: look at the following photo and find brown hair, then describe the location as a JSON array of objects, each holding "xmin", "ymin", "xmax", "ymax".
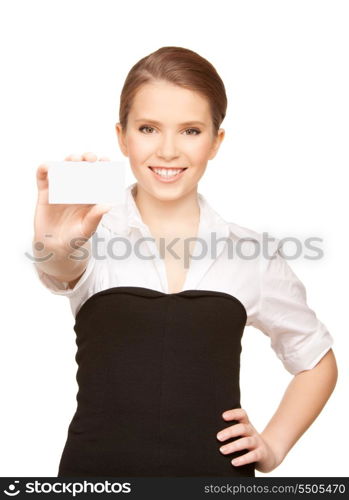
[{"xmin": 118, "ymin": 46, "xmax": 227, "ymax": 136}]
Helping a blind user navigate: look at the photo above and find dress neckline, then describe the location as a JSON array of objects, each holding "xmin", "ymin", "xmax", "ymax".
[{"xmin": 75, "ymin": 285, "xmax": 247, "ymax": 323}]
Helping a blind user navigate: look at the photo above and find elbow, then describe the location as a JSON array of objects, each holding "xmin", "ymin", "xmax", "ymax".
[
  {"xmin": 296, "ymin": 348, "xmax": 338, "ymax": 392},
  {"xmin": 315, "ymin": 348, "xmax": 338, "ymax": 393},
  {"xmin": 329, "ymin": 349, "xmax": 339, "ymax": 390}
]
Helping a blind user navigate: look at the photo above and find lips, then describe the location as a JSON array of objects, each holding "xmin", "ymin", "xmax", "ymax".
[{"xmin": 148, "ymin": 165, "xmax": 188, "ymax": 183}]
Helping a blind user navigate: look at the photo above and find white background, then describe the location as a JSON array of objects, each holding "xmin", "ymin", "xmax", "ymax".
[{"xmin": 0, "ymin": 0, "xmax": 348, "ymax": 477}]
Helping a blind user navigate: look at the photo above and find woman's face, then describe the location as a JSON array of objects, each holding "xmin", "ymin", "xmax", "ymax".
[{"xmin": 115, "ymin": 80, "xmax": 225, "ymax": 201}]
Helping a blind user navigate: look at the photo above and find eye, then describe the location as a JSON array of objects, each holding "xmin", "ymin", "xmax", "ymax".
[
  {"xmin": 138, "ymin": 125, "xmax": 201, "ymax": 135},
  {"xmin": 184, "ymin": 128, "xmax": 201, "ymax": 136},
  {"xmin": 139, "ymin": 125, "xmax": 156, "ymax": 134}
]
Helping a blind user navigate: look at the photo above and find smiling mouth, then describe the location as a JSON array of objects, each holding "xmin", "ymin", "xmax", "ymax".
[{"xmin": 148, "ymin": 166, "xmax": 188, "ymax": 179}]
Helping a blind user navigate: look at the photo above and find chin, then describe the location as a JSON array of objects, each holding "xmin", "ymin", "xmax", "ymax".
[{"xmin": 138, "ymin": 181, "xmax": 187, "ymax": 201}]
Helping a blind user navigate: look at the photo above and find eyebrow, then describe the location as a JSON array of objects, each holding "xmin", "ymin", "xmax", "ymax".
[{"xmin": 134, "ymin": 118, "xmax": 207, "ymax": 127}]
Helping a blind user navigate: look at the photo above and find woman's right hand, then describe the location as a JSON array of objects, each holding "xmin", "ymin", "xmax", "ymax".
[{"xmin": 33, "ymin": 152, "xmax": 113, "ymax": 258}]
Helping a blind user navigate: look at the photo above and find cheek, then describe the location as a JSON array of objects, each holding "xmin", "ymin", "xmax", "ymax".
[
  {"xmin": 188, "ymin": 137, "xmax": 214, "ymax": 164},
  {"xmin": 128, "ymin": 135, "xmax": 154, "ymax": 161}
]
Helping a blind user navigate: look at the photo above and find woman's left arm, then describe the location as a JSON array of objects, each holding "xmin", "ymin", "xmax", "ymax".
[{"xmin": 217, "ymin": 348, "xmax": 338, "ymax": 473}]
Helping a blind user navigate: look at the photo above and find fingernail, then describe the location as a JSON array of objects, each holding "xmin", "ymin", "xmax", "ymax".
[{"xmin": 217, "ymin": 433, "xmax": 227, "ymax": 441}]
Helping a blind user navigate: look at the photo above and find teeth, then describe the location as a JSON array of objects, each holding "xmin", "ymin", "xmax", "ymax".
[{"xmin": 152, "ymin": 168, "xmax": 184, "ymax": 177}]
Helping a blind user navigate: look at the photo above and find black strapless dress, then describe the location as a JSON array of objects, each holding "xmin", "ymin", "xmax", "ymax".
[{"xmin": 57, "ymin": 286, "xmax": 256, "ymax": 477}]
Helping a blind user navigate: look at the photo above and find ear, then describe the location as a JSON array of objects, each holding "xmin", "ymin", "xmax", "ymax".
[
  {"xmin": 115, "ymin": 122, "xmax": 129, "ymax": 157},
  {"xmin": 208, "ymin": 128, "xmax": 225, "ymax": 160}
]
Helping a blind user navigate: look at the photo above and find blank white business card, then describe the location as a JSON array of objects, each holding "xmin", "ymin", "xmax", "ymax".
[{"xmin": 47, "ymin": 161, "xmax": 126, "ymax": 204}]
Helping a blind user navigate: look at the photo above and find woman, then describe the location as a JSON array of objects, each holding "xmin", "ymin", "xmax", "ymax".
[{"xmin": 32, "ymin": 46, "xmax": 337, "ymax": 477}]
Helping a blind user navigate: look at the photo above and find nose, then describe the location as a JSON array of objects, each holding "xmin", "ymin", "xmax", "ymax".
[{"xmin": 157, "ymin": 132, "xmax": 180, "ymax": 161}]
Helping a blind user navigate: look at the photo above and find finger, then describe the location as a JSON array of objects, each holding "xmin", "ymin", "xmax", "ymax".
[
  {"xmin": 222, "ymin": 408, "xmax": 249, "ymax": 423},
  {"xmin": 216, "ymin": 423, "xmax": 250, "ymax": 442},
  {"xmin": 231, "ymin": 449, "xmax": 260, "ymax": 467},
  {"xmin": 98, "ymin": 156, "xmax": 111, "ymax": 161},
  {"xmin": 36, "ymin": 164, "xmax": 49, "ymax": 191},
  {"xmin": 82, "ymin": 152, "xmax": 98, "ymax": 162},
  {"xmin": 219, "ymin": 436, "xmax": 255, "ymax": 455},
  {"xmin": 64, "ymin": 153, "xmax": 83, "ymax": 161}
]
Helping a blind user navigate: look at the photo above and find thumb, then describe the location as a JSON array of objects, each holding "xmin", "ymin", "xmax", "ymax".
[{"xmin": 81, "ymin": 204, "xmax": 113, "ymax": 238}]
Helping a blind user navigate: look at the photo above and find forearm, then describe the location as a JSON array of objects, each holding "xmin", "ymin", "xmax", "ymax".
[{"xmin": 260, "ymin": 348, "xmax": 338, "ymax": 467}]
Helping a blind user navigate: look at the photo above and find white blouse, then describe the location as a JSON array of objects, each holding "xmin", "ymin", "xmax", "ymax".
[{"xmin": 33, "ymin": 182, "xmax": 334, "ymax": 376}]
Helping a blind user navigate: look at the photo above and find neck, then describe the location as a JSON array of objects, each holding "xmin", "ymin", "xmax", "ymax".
[{"xmin": 132, "ymin": 183, "xmax": 200, "ymax": 232}]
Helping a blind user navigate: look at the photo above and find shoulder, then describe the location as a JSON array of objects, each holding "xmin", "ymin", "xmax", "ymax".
[
  {"xmin": 226, "ymin": 220, "xmax": 281, "ymax": 262},
  {"xmin": 227, "ymin": 220, "xmax": 264, "ymax": 241}
]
